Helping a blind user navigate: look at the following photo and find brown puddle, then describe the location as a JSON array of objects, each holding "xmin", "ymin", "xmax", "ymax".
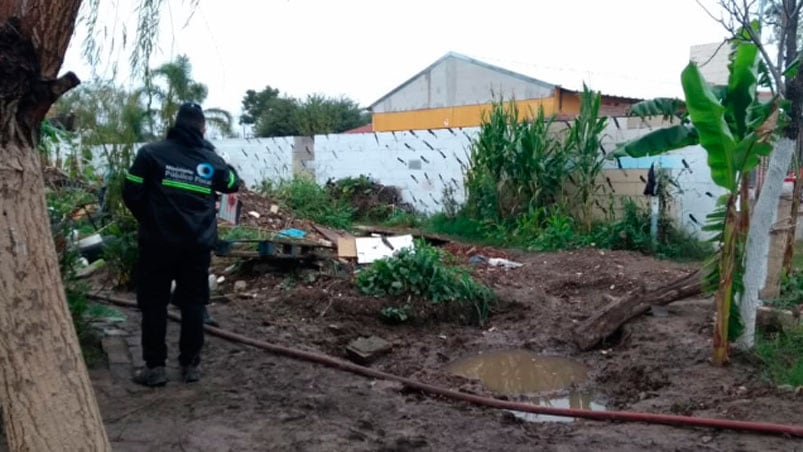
[{"xmin": 446, "ymin": 349, "xmax": 605, "ymax": 422}]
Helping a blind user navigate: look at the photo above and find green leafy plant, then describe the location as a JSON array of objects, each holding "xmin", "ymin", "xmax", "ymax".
[
  {"xmin": 769, "ymin": 269, "xmax": 803, "ymax": 310},
  {"xmin": 102, "ymin": 216, "xmax": 139, "ymax": 289},
  {"xmin": 356, "ymin": 241, "xmax": 495, "ymax": 324},
  {"xmin": 380, "ymin": 305, "xmax": 412, "ymax": 324},
  {"xmin": 618, "ymin": 27, "xmax": 778, "ymax": 364},
  {"xmin": 565, "ymin": 85, "xmax": 609, "ymax": 233}
]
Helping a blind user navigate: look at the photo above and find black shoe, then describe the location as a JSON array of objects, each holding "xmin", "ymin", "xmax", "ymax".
[
  {"xmin": 132, "ymin": 366, "xmax": 167, "ymax": 387},
  {"xmin": 181, "ymin": 364, "xmax": 201, "ymax": 383}
]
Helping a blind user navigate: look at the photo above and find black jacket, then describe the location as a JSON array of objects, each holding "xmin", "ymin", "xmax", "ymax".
[{"xmin": 123, "ymin": 125, "xmax": 240, "ymax": 249}]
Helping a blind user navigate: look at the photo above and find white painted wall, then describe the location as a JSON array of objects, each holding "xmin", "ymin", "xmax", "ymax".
[
  {"xmin": 214, "ymin": 137, "xmax": 294, "ymax": 186},
  {"xmin": 81, "ymin": 120, "xmax": 722, "ymax": 239},
  {"xmin": 690, "ymin": 42, "xmax": 730, "ymax": 86},
  {"xmin": 313, "ymin": 128, "xmax": 475, "ymax": 213}
]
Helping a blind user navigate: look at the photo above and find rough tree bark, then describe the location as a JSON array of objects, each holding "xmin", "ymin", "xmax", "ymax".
[
  {"xmin": 573, "ymin": 270, "xmax": 703, "ymax": 351},
  {"xmin": 0, "ymin": 2, "xmax": 111, "ymax": 450}
]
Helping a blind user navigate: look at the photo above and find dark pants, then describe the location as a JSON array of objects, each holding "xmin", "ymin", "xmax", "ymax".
[{"xmin": 136, "ymin": 243, "xmax": 210, "ymax": 368}]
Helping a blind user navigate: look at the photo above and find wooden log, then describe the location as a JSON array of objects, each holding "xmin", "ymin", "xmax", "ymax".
[{"xmin": 573, "ymin": 269, "xmax": 703, "ymax": 351}]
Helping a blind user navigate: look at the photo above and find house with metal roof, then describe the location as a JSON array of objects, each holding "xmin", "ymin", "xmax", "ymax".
[{"xmin": 366, "ymin": 52, "xmax": 642, "ymax": 132}]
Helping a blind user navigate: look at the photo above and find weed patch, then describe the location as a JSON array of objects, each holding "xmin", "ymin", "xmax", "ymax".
[{"xmin": 260, "ymin": 175, "xmax": 353, "ymax": 229}]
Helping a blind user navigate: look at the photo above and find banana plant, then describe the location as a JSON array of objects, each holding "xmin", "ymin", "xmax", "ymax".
[{"xmin": 616, "ymin": 29, "xmax": 778, "ymax": 365}]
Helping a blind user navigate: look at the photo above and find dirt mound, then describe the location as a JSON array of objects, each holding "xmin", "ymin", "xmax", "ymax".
[
  {"xmin": 326, "ymin": 176, "xmax": 411, "ymax": 219},
  {"xmin": 230, "ymin": 189, "xmax": 328, "ymax": 242}
]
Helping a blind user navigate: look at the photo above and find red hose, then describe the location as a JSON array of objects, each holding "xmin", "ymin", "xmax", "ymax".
[{"xmin": 92, "ymin": 294, "xmax": 803, "ymax": 438}]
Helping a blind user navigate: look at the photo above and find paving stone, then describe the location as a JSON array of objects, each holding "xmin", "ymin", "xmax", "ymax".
[
  {"xmin": 345, "ymin": 336, "xmax": 392, "ymax": 364},
  {"xmin": 102, "ymin": 336, "xmax": 131, "ymax": 365}
]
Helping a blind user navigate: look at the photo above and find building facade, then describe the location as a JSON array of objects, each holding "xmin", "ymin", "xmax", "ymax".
[{"xmin": 368, "ymin": 52, "xmax": 641, "ymax": 132}]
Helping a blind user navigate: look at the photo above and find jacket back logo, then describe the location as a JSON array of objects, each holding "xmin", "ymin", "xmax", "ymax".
[{"xmin": 164, "ymin": 164, "xmax": 213, "ymax": 186}]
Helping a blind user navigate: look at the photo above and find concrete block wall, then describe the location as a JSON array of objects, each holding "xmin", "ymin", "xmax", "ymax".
[
  {"xmin": 81, "ymin": 119, "xmax": 722, "ymax": 239},
  {"xmin": 215, "ymin": 137, "xmax": 294, "ymax": 188},
  {"xmin": 313, "ymin": 128, "xmax": 475, "ymax": 213}
]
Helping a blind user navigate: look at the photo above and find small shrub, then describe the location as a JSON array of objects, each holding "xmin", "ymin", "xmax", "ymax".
[
  {"xmin": 425, "ymin": 213, "xmax": 503, "ymax": 245},
  {"xmin": 58, "ymin": 233, "xmax": 120, "ymax": 367},
  {"xmin": 594, "ymin": 200, "xmax": 711, "ymax": 261},
  {"xmin": 356, "ymin": 241, "xmax": 495, "ymax": 325},
  {"xmin": 382, "ymin": 209, "xmax": 423, "ymax": 228},
  {"xmin": 103, "ymin": 216, "xmax": 139, "ymax": 289},
  {"xmin": 769, "ymin": 270, "xmax": 803, "ymax": 310},
  {"xmin": 380, "ymin": 305, "xmax": 412, "ymax": 324},
  {"xmin": 525, "ymin": 210, "xmax": 580, "ymax": 251},
  {"xmin": 756, "ymin": 327, "xmax": 803, "ymax": 387}
]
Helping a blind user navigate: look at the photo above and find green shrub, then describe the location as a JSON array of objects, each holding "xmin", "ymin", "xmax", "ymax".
[
  {"xmin": 756, "ymin": 327, "xmax": 803, "ymax": 387},
  {"xmin": 57, "ymin": 232, "xmax": 121, "ymax": 367},
  {"xmin": 768, "ymin": 269, "xmax": 803, "ymax": 310},
  {"xmin": 425, "ymin": 213, "xmax": 504, "ymax": 245},
  {"xmin": 102, "ymin": 216, "xmax": 139, "ymax": 289},
  {"xmin": 382, "ymin": 209, "xmax": 423, "ymax": 228},
  {"xmin": 356, "ymin": 241, "xmax": 495, "ymax": 325},
  {"xmin": 593, "ymin": 200, "xmax": 711, "ymax": 261}
]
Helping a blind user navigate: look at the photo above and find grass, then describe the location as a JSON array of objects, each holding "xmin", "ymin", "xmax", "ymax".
[
  {"xmin": 260, "ymin": 175, "xmax": 353, "ymax": 229},
  {"xmin": 755, "ymin": 327, "xmax": 803, "ymax": 387}
]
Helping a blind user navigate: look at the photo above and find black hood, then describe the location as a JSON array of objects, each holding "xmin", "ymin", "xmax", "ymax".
[{"xmin": 166, "ymin": 124, "xmax": 205, "ymax": 148}]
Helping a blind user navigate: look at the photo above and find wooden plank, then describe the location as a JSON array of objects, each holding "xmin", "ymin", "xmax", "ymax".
[
  {"xmin": 352, "ymin": 225, "xmax": 451, "ymax": 244},
  {"xmin": 313, "ymin": 224, "xmax": 353, "ymax": 244}
]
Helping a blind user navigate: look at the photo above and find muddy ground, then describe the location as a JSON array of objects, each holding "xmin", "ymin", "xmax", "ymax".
[{"xmin": 17, "ymin": 246, "xmax": 801, "ymax": 451}]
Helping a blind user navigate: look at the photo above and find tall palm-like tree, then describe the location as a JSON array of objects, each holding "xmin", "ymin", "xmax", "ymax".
[{"xmin": 151, "ymin": 54, "xmax": 234, "ymax": 137}]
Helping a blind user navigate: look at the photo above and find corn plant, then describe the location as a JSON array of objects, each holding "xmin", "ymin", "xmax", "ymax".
[
  {"xmin": 618, "ymin": 27, "xmax": 778, "ymax": 364},
  {"xmin": 565, "ymin": 85, "xmax": 609, "ymax": 233},
  {"xmin": 465, "ymin": 100, "xmax": 568, "ymax": 223}
]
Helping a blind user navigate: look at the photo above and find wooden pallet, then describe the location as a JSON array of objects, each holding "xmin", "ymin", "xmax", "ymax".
[{"xmin": 215, "ymin": 236, "xmax": 330, "ymax": 260}]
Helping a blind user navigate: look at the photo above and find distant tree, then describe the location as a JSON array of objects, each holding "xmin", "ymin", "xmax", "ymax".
[
  {"xmin": 240, "ymin": 86, "xmax": 280, "ymax": 125},
  {"xmin": 53, "ymin": 82, "xmax": 153, "ymax": 144},
  {"xmin": 295, "ymin": 94, "xmax": 371, "ymax": 136},
  {"xmin": 255, "ymin": 96, "xmax": 301, "ymax": 137},
  {"xmin": 241, "ymin": 86, "xmax": 370, "ymax": 137}
]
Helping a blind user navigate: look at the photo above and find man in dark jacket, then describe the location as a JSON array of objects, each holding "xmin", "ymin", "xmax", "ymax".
[{"xmin": 123, "ymin": 103, "xmax": 240, "ymax": 386}]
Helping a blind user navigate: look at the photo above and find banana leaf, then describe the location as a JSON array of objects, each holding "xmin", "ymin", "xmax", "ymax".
[
  {"xmin": 628, "ymin": 97, "xmax": 687, "ymax": 121},
  {"xmin": 615, "ymin": 125, "xmax": 698, "ymax": 158},
  {"xmin": 725, "ymin": 37, "xmax": 760, "ymax": 139},
  {"xmin": 681, "ymin": 63, "xmax": 738, "ymax": 191}
]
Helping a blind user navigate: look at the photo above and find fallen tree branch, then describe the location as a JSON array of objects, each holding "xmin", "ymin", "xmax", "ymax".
[{"xmin": 573, "ymin": 269, "xmax": 703, "ymax": 351}]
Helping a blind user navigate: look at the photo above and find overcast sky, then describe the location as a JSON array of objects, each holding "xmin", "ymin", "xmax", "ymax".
[{"xmin": 62, "ymin": 0, "xmax": 731, "ymax": 119}]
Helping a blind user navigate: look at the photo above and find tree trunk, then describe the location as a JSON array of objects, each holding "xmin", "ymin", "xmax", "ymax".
[
  {"xmin": 782, "ymin": 131, "xmax": 803, "ymax": 274},
  {"xmin": 0, "ymin": 5, "xmax": 111, "ymax": 450},
  {"xmin": 0, "ymin": 141, "xmax": 110, "ymax": 451},
  {"xmin": 573, "ymin": 270, "xmax": 703, "ymax": 351},
  {"xmin": 738, "ymin": 137, "xmax": 796, "ymax": 350},
  {"xmin": 713, "ymin": 195, "xmax": 738, "ymax": 365}
]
